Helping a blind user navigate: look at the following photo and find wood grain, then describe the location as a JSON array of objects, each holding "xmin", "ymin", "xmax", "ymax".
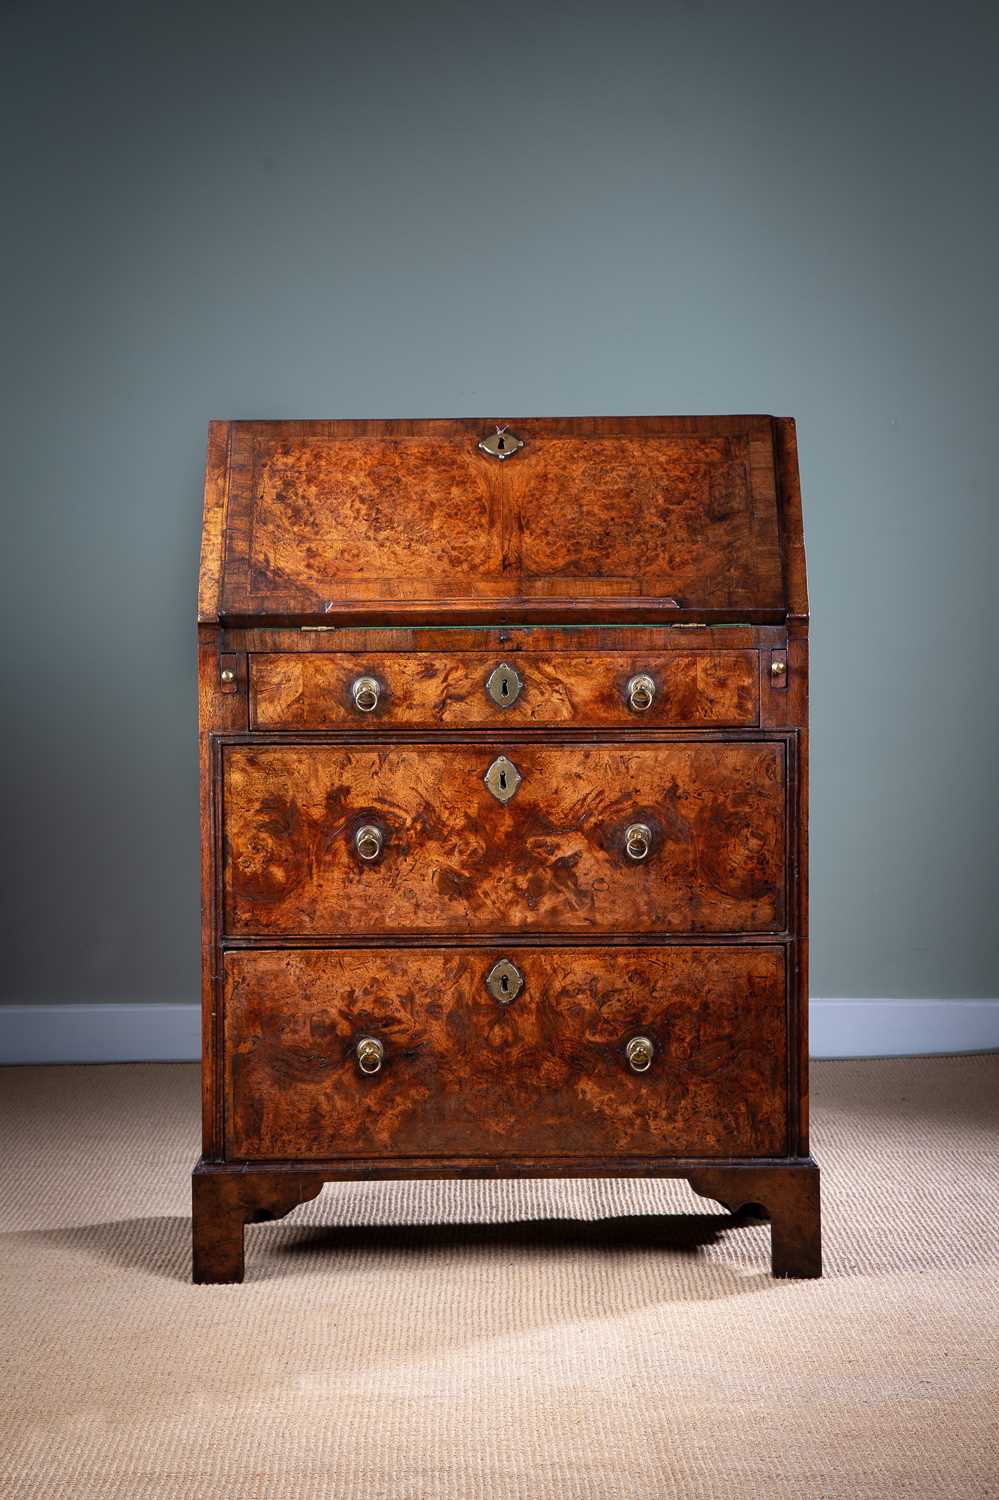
[
  {"xmin": 214, "ymin": 417, "xmax": 785, "ymax": 625},
  {"xmin": 774, "ymin": 417, "xmax": 809, "ymax": 624},
  {"xmin": 509, "ymin": 432, "xmax": 779, "ymax": 614},
  {"xmin": 197, "ymin": 423, "xmax": 231, "ymax": 624},
  {"xmin": 249, "ymin": 650, "xmax": 760, "ymax": 730},
  {"xmin": 223, "ymin": 945, "xmax": 787, "ymax": 1160},
  {"xmin": 198, "ymin": 631, "xmax": 247, "ymax": 1153},
  {"xmin": 222, "ymin": 740, "xmax": 787, "ymax": 936},
  {"xmin": 228, "ymin": 624, "xmax": 773, "ymax": 654}
]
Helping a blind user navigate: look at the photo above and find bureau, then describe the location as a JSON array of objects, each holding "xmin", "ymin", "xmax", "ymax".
[{"xmin": 192, "ymin": 415, "xmax": 820, "ymax": 1282}]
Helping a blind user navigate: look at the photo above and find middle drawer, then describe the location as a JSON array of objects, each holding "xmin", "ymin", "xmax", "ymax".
[{"xmin": 222, "ymin": 739, "xmax": 786, "ymax": 936}]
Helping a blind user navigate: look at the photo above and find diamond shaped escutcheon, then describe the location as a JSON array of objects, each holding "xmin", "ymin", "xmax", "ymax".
[
  {"xmin": 484, "ymin": 755, "xmax": 522, "ymax": 804},
  {"xmin": 485, "ymin": 958, "xmax": 524, "ymax": 1004},
  {"xmin": 478, "ymin": 427, "xmax": 524, "ymax": 460}
]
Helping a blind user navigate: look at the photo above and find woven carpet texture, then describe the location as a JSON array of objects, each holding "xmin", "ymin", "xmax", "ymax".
[{"xmin": 1, "ymin": 1055, "xmax": 997, "ymax": 1499}]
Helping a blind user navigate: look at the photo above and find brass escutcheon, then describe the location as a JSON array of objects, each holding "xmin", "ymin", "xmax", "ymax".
[
  {"xmin": 485, "ymin": 661, "xmax": 523, "ymax": 708},
  {"xmin": 484, "ymin": 754, "xmax": 522, "ymax": 804},
  {"xmin": 485, "ymin": 958, "xmax": 524, "ymax": 1004},
  {"xmin": 478, "ymin": 427, "xmax": 525, "ymax": 461},
  {"xmin": 626, "ymin": 1036, "xmax": 654, "ymax": 1073}
]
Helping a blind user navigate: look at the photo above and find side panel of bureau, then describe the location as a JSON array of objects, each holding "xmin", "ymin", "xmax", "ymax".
[
  {"xmin": 222, "ymin": 739, "xmax": 787, "ymax": 937},
  {"xmin": 223, "ymin": 946, "xmax": 788, "ymax": 1160},
  {"xmin": 249, "ymin": 650, "xmax": 760, "ymax": 729}
]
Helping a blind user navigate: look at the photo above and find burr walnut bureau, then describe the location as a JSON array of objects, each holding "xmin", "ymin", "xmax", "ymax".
[{"xmin": 192, "ymin": 415, "xmax": 821, "ymax": 1282}]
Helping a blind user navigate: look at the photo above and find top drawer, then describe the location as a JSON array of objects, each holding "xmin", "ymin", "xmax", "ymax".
[{"xmin": 249, "ymin": 650, "xmax": 759, "ymax": 730}]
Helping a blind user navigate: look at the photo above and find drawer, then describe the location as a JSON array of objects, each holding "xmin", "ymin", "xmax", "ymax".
[
  {"xmin": 249, "ymin": 650, "xmax": 760, "ymax": 730},
  {"xmin": 222, "ymin": 739, "xmax": 786, "ymax": 936},
  {"xmin": 223, "ymin": 946, "xmax": 788, "ymax": 1160}
]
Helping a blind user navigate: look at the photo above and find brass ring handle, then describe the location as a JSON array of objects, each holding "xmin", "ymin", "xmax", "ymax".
[
  {"xmin": 626, "ymin": 673, "xmax": 656, "ymax": 713},
  {"xmin": 351, "ymin": 675, "xmax": 382, "ymax": 713},
  {"xmin": 354, "ymin": 824, "xmax": 384, "ymax": 861},
  {"xmin": 624, "ymin": 822, "xmax": 652, "ymax": 862},
  {"xmin": 626, "ymin": 1036, "xmax": 654, "ymax": 1073},
  {"xmin": 356, "ymin": 1037, "xmax": 384, "ymax": 1075}
]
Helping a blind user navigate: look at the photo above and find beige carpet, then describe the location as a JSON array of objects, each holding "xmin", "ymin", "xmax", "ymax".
[{"xmin": 1, "ymin": 1057, "xmax": 997, "ymax": 1499}]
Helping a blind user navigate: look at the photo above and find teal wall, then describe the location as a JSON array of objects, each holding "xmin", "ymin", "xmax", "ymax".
[{"xmin": 2, "ymin": 0, "xmax": 997, "ymax": 1014}]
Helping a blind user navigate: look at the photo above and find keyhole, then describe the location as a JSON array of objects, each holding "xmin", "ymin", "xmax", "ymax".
[
  {"xmin": 500, "ymin": 973, "xmax": 510, "ymax": 996},
  {"xmin": 497, "ymin": 434, "xmax": 506, "ymax": 451},
  {"xmin": 484, "ymin": 754, "xmax": 521, "ymax": 803},
  {"xmin": 500, "ymin": 675, "xmax": 510, "ymax": 698}
]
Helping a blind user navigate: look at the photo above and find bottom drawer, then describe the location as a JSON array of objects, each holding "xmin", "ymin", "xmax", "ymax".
[{"xmin": 223, "ymin": 946, "xmax": 787, "ymax": 1161}]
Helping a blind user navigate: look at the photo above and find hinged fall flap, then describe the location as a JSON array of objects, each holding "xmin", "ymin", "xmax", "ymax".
[{"xmin": 199, "ymin": 415, "xmax": 805, "ymax": 628}]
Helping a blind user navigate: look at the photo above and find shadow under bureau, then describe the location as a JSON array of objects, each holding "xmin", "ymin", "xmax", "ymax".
[{"xmin": 192, "ymin": 415, "xmax": 820, "ymax": 1282}]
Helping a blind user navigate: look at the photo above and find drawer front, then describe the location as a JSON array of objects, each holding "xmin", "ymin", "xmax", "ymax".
[
  {"xmin": 223, "ymin": 946, "xmax": 788, "ymax": 1160},
  {"xmin": 223, "ymin": 740, "xmax": 786, "ymax": 936},
  {"xmin": 249, "ymin": 650, "xmax": 759, "ymax": 730}
]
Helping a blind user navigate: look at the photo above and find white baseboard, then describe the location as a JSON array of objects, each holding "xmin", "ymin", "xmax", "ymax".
[
  {"xmin": 809, "ymin": 998, "xmax": 999, "ymax": 1059},
  {"xmin": 1, "ymin": 999, "xmax": 997, "ymax": 1065},
  {"xmin": 0, "ymin": 1004, "xmax": 201, "ymax": 1064}
]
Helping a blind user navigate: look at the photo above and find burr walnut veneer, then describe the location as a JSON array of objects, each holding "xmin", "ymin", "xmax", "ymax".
[{"xmin": 193, "ymin": 416, "xmax": 820, "ymax": 1282}]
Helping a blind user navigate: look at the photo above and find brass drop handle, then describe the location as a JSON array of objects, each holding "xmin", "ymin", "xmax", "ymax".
[
  {"xmin": 356, "ymin": 1037, "xmax": 384, "ymax": 1075},
  {"xmin": 354, "ymin": 824, "xmax": 384, "ymax": 861},
  {"xmin": 626, "ymin": 1036, "xmax": 654, "ymax": 1073},
  {"xmin": 626, "ymin": 673, "xmax": 656, "ymax": 713},
  {"xmin": 624, "ymin": 822, "xmax": 652, "ymax": 861},
  {"xmin": 351, "ymin": 675, "xmax": 382, "ymax": 713}
]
